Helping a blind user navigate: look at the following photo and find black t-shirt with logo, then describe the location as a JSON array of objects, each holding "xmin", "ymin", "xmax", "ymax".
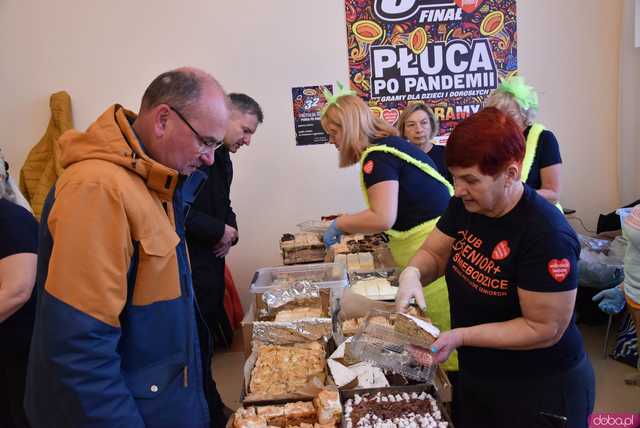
[
  {"xmin": 436, "ymin": 185, "xmax": 584, "ymax": 378},
  {"xmin": 362, "ymin": 136, "xmax": 451, "ymax": 232},
  {"xmin": 0, "ymin": 198, "xmax": 38, "ymax": 356},
  {"xmin": 523, "ymin": 126, "xmax": 562, "ymax": 190}
]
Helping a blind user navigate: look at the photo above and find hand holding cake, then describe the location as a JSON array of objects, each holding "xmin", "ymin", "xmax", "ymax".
[{"xmin": 428, "ymin": 329, "xmax": 465, "ymax": 365}]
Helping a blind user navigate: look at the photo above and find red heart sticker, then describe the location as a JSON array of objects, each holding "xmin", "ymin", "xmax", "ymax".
[
  {"xmin": 454, "ymin": 0, "xmax": 485, "ymax": 13},
  {"xmin": 363, "ymin": 160, "xmax": 375, "ymax": 174},
  {"xmin": 382, "ymin": 108, "xmax": 400, "ymax": 126},
  {"xmin": 491, "ymin": 240, "xmax": 510, "ymax": 261},
  {"xmin": 547, "ymin": 259, "xmax": 571, "ymax": 283}
]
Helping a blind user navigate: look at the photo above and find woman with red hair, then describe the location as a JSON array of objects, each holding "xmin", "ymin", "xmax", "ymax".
[{"xmin": 396, "ymin": 108, "xmax": 594, "ymax": 428}]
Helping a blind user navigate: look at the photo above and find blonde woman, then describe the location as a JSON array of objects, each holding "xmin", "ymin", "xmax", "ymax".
[
  {"xmin": 397, "ymin": 103, "xmax": 449, "ymax": 181},
  {"xmin": 320, "ymin": 90, "xmax": 457, "ymax": 371},
  {"xmin": 484, "ymin": 76, "xmax": 562, "ymax": 206}
]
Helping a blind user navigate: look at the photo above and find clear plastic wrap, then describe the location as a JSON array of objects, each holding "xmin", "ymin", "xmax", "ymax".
[
  {"xmin": 346, "ymin": 337, "xmax": 436, "ymax": 383},
  {"xmin": 345, "ymin": 310, "xmax": 437, "ymax": 383}
]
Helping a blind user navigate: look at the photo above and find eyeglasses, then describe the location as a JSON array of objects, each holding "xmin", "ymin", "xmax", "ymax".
[{"xmin": 168, "ymin": 105, "xmax": 224, "ymax": 150}]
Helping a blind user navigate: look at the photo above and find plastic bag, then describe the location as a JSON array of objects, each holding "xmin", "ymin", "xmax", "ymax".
[
  {"xmin": 578, "ymin": 234, "xmax": 611, "ymax": 252},
  {"xmin": 577, "ymin": 232, "xmax": 625, "ymax": 289},
  {"xmin": 577, "ymin": 260, "xmax": 623, "ymax": 290}
]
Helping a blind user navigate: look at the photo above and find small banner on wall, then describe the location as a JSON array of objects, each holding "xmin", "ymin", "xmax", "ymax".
[
  {"xmin": 345, "ymin": 0, "xmax": 517, "ymax": 140},
  {"xmin": 292, "ymin": 85, "xmax": 333, "ymax": 146}
]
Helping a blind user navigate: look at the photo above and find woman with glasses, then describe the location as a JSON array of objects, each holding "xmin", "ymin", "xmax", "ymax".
[{"xmin": 321, "ymin": 90, "xmax": 457, "ymax": 372}]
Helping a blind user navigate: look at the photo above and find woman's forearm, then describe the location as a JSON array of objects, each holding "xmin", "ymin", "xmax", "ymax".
[
  {"xmin": 409, "ymin": 248, "xmax": 444, "ymax": 285},
  {"xmin": 0, "ymin": 284, "xmax": 33, "ymax": 322},
  {"xmin": 0, "ymin": 253, "xmax": 37, "ymax": 323},
  {"xmin": 538, "ymin": 164, "xmax": 561, "ymax": 204},
  {"xmin": 336, "ymin": 209, "xmax": 392, "ymax": 234},
  {"xmin": 536, "ymin": 188, "xmax": 559, "ymax": 205},
  {"xmin": 460, "ymin": 316, "xmax": 565, "ymax": 351}
]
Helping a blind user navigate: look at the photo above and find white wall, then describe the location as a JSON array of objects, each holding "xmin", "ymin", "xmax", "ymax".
[
  {"xmin": 620, "ymin": 0, "xmax": 640, "ymax": 204},
  {"xmin": 0, "ymin": 1, "xmax": 624, "ymax": 309},
  {"xmin": 517, "ymin": 1, "xmax": 622, "ymax": 228}
]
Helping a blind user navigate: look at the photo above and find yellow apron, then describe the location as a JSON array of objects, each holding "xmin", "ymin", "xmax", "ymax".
[
  {"xmin": 522, "ymin": 124, "xmax": 563, "ymax": 213},
  {"xmin": 359, "ymin": 145, "xmax": 458, "ymax": 371}
]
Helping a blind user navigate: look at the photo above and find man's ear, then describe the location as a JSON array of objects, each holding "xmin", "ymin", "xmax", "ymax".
[{"xmin": 153, "ymin": 105, "xmax": 171, "ymax": 139}]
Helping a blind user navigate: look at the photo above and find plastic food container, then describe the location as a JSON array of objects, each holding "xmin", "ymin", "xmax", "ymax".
[
  {"xmin": 347, "ymin": 268, "xmax": 399, "ymax": 301},
  {"xmin": 345, "ymin": 310, "xmax": 438, "ymax": 383},
  {"xmin": 250, "ymin": 263, "xmax": 348, "ymax": 294}
]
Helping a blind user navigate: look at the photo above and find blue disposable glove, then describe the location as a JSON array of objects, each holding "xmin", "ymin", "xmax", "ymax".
[
  {"xmin": 592, "ymin": 286, "xmax": 626, "ymax": 314},
  {"xmin": 323, "ymin": 220, "xmax": 343, "ymax": 247}
]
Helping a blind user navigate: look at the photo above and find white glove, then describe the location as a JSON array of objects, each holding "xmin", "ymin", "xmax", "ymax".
[{"xmin": 396, "ymin": 266, "xmax": 426, "ymax": 313}]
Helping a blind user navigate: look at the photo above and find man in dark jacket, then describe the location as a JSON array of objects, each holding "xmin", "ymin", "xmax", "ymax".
[{"xmin": 185, "ymin": 93, "xmax": 263, "ymax": 425}]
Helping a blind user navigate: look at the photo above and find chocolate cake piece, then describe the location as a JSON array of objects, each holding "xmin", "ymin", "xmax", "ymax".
[{"xmin": 343, "ymin": 391, "xmax": 447, "ymax": 428}]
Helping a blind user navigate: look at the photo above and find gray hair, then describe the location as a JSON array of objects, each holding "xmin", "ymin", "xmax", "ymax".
[
  {"xmin": 484, "ymin": 90, "xmax": 537, "ymax": 127},
  {"xmin": 140, "ymin": 70, "xmax": 203, "ymax": 115},
  {"xmin": 0, "ymin": 152, "xmax": 17, "ymax": 203}
]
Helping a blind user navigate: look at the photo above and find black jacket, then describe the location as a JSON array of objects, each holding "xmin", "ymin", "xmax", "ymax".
[{"xmin": 185, "ymin": 147, "xmax": 237, "ymax": 346}]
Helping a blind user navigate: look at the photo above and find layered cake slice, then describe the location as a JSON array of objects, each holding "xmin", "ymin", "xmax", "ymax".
[
  {"xmin": 393, "ymin": 313, "xmax": 440, "ymax": 348},
  {"xmin": 280, "ymin": 232, "xmax": 326, "ymax": 264}
]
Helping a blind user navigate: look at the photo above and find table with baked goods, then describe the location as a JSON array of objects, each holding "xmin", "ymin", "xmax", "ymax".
[{"xmin": 231, "ymin": 219, "xmax": 454, "ymax": 428}]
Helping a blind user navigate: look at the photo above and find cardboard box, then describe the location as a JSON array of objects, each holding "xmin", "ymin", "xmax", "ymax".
[
  {"xmin": 240, "ymin": 304, "xmax": 256, "ymax": 359},
  {"xmin": 434, "ymin": 366, "xmax": 452, "ymax": 403}
]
